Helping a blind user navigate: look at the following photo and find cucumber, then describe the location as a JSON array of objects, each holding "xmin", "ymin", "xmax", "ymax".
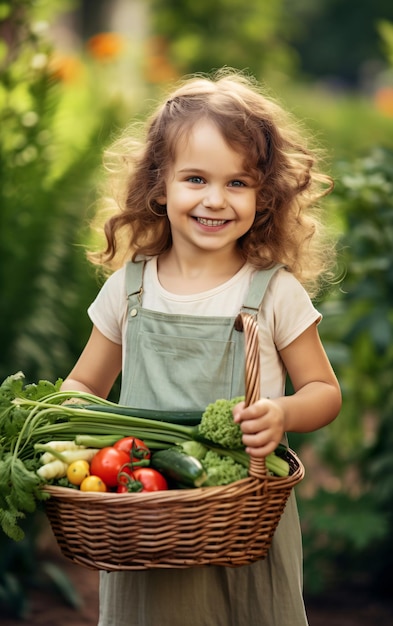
[
  {"xmin": 73, "ymin": 404, "xmax": 202, "ymax": 426},
  {"xmin": 151, "ymin": 447, "xmax": 207, "ymax": 488}
]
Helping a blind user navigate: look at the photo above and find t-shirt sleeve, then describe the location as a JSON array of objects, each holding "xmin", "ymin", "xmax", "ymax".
[
  {"xmin": 266, "ymin": 269, "xmax": 321, "ymax": 351},
  {"xmin": 87, "ymin": 267, "xmax": 127, "ymax": 345},
  {"xmin": 255, "ymin": 269, "xmax": 321, "ymax": 399}
]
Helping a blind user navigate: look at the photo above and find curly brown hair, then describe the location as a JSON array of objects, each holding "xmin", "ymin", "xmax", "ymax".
[{"xmin": 90, "ymin": 69, "xmax": 336, "ymax": 296}]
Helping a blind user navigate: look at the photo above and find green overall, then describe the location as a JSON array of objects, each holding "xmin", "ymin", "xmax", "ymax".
[{"xmin": 98, "ymin": 261, "xmax": 309, "ymax": 626}]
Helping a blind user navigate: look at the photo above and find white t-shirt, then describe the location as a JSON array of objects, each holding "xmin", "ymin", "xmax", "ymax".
[{"xmin": 88, "ymin": 257, "xmax": 321, "ymax": 399}]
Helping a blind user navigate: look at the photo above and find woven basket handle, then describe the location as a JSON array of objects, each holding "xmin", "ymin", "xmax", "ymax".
[{"xmin": 235, "ymin": 312, "xmax": 267, "ymax": 479}]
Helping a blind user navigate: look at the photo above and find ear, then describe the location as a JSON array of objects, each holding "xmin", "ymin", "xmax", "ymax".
[{"xmin": 155, "ymin": 195, "xmax": 167, "ymax": 206}]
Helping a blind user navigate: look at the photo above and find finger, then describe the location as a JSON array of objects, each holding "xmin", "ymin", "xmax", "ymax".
[
  {"xmin": 234, "ymin": 400, "xmax": 268, "ymax": 423},
  {"xmin": 232, "ymin": 401, "xmax": 246, "ymax": 422},
  {"xmin": 240, "ymin": 414, "xmax": 269, "ymax": 434},
  {"xmin": 245, "ymin": 441, "xmax": 278, "ymax": 458},
  {"xmin": 242, "ymin": 430, "xmax": 280, "ymax": 455},
  {"xmin": 244, "ymin": 430, "xmax": 280, "ymax": 456}
]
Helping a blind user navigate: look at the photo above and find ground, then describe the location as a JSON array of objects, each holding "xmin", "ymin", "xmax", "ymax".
[{"xmin": 2, "ymin": 530, "xmax": 393, "ymax": 626}]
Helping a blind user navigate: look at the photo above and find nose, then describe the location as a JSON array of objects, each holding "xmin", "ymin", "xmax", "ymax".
[{"xmin": 202, "ymin": 184, "xmax": 227, "ymax": 210}]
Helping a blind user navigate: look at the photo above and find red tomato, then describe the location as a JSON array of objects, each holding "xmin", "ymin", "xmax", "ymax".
[
  {"xmin": 117, "ymin": 484, "xmax": 131, "ymax": 493},
  {"xmin": 90, "ymin": 447, "xmax": 130, "ymax": 488},
  {"xmin": 116, "ymin": 466, "xmax": 163, "ymax": 493},
  {"xmin": 113, "ymin": 437, "xmax": 150, "ymax": 462},
  {"xmin": 117, "ymin": 465, "xmax": 134, "ymax": 488},
  {"xmin": 132, "ymin": 467, "xmax": 168, "ymax": 492}
]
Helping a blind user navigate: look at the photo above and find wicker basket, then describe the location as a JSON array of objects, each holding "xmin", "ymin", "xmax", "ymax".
[{"xmin": 44, "ymin": 312, "xmax": 305, "ymax": 571}]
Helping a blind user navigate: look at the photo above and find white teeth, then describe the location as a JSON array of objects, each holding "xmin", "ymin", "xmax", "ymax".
[{"xmin": 196, "ymin": 217, "xmax": 227, "ymax": 226}]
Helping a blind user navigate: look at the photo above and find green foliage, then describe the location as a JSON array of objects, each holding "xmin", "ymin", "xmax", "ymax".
[
  {"xmin": 0, "ymin": 4, "xmax": 128, "ymax": 613},
  {"xmin": 299, "ymin": 490, "xmax": 389, "ymax": 594},
  {"xmin": 378, "ymin": 19, "xmax": 393, "ymax": 67},
  {"xmin": 299, "ymin": 147, "xmax": 393, "ymax": 596},
  {"xmin": 0, "ymin": 373, "xmax": 66, "ymax": 540},
  {"xmin": 150, "ymin": 0, "xmax": 393, "ymax": 88},
  {"xmin": 277, "ymin": 84, "xmax": 393, "ymax": 160},
  {"xmin": 0, "ymin": 512, "xmax": 82, "ymax": 618},
  {"xmin": 0, "ymin": 1, "xmax": 122, "ymax": 383},
  {"xmin": 283, "ymin": 0, "xmax": 393, "ymax": 85},
  {"xmin": 330, "ymin": 147, "xmax": 393, "ymax": 423},
  {"xmin": 150, "ymin": 0, "xmax": 297, "ymax": 79}
]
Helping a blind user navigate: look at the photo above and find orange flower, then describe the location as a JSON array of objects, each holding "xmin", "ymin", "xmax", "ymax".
[
  {"xmin": 374, "ymin": 87, "xmax": 393, "ymax": 117},
  {"xmin": 143, "ymin": 37, "xmax": 178, "ymax": 84},
  {"xmin": 144, "ymin": 55, "xmax": 178, "ymax": 84},
  {"xmin": 87, "ymin": 32, "xmax": 126, "ymax": 61},
  {"xmin": 49, "ymin": 54, "xmax": 84, "ymax": 83}
]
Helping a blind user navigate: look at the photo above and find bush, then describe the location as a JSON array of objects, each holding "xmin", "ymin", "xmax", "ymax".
[{"xmin": 298, "ymin": 147, "xmax": 393, "ymax": 596}]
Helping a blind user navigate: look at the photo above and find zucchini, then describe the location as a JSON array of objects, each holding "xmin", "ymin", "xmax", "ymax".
[
  {"xmin": 73, "ymin": 404, "xmax": 202, "ymax": 426},
  {"xmin": 151, "ymin": 447, "xmax": 207, "ymax": 488}
]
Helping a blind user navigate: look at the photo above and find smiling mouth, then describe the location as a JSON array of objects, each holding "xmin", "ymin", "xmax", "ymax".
[{"xmin": 194, "ymin": 217, "xmax": 228, "ymax": 226}]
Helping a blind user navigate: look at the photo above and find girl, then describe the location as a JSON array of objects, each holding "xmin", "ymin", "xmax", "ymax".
[{"xmin": 61, "ymin": 69, "xmax": 342, "ymax": 626}]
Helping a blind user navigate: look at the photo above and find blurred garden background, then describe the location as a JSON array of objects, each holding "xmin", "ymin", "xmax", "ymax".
[{"xmin": 1, "ymin": 0, "xmax": 393, "ymax": 621}]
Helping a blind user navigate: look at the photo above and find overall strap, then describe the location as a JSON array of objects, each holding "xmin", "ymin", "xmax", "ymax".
[
  {"xmin": 124, "ymin": 260, "xmax": 145, "ymax": 301},
  {"xmin": 241, "ymin": 264, "xmax": 284, "ymax": 314}
]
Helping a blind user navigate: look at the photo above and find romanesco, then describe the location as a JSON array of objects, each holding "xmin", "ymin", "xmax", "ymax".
[
  {"xmin": 198, "ymin": 396, "xmax": 244, "ymax": 448},
  {"xmin": 201, "ymin": 450, "xmax": 248, "ymax": 486}
]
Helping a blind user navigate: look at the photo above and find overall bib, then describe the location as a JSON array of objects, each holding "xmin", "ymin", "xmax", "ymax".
[{"xmin": 98, "ymin": 261, "xmax": 309, "ymax": 626}]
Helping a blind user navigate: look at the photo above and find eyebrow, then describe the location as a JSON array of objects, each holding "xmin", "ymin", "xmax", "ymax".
[{"xmin": 178, "ymin": 167, "xmax": 253, "ymax": 179}]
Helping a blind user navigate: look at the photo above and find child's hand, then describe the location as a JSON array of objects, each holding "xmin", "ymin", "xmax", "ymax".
[{"xmin": 232, "ymin": 399, "xmax": 285, "ymax": 458}]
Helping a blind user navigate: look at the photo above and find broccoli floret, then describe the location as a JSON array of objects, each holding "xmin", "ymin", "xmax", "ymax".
[
  {"xmin": 198, "ymin": 397, "xmax": 244, "ymax": 449},
  {"xmin": 201, "ymin": 450, "xmax": 248, "ymax": 486}
]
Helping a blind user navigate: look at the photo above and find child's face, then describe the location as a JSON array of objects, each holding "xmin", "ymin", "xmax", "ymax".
[{"xmin": 159, "ymin": 119, "xmax": 258, "ymax": 259}]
